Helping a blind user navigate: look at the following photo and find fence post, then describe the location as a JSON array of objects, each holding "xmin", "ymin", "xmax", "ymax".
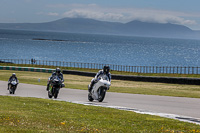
[
  {"xmin": 177, "ymin": 67, "xmax": 179, "ymax": 74},
  {"xmin": 180, "ymin": 67, "xmax": 182, "ymax": 74},
  {"xmin": 166, "ymin": 66, "xmax": 168, "ymax": 74},
  {"xmin": 148, "ymin": 66, "xmax": 150, "ymax": 73},
  {"xmin": 192, "ymin": 67, "xmax": 194, "ymax": 74},
  {"xmin": 142, "ymin": 66, "xmax": 144, "ymax": 73},
  {"xmin": 155, "ymin": 66, "xmax": 157, "ymax": 73},
  {"xmin": 188, "ymin": 67, "xmax": 190, "ymax": 74},
  {"xmin": 152, "ymin": 66, "xmax": 154, "ymax": 73},
  {"xmin": 184, "ymin": 67, "xmax": 186, "ymax": 74},
  {"xmin": 139, "ymin": 66, "xmax": 141, "ymax": 73},
  {"xmin": 162, "ymin": 66, "xmax": 164, "ymax": 73}
]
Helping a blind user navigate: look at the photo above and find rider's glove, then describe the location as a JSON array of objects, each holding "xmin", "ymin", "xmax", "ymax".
[
  {"xmin": 94, "ymin": 78, "xmax": 98, "ymax": 82},
  {"xmin": 61, "ymin": 83, "xmax": 65, "ymax": 88}
]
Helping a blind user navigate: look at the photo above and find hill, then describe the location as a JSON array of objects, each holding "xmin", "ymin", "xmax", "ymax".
[{"xmin": 0, "ymin": 18, "xmax": 199, "ymax": 39}]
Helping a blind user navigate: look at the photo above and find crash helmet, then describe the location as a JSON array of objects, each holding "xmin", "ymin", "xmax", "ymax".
[
  {"xmin": 12, "ymin": 73, "xmax": 16, "ymax": 77},
  {"xmin": 103, "ymin": 65, "xmax": 110, "ymax": 74},
  {"xmin": 56, "ymin": 68, "xmax": 61, "ymax": 75}
]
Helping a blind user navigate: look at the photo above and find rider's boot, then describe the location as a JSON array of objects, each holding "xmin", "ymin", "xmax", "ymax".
[
  {"xmin": 88, "ymin": 81, "xmax": 95, "ymax": 92},
  {"xmin": 88, "ymin": 85, "xmax": 92, "ymax": 93},
  {"xmin": 46, "ymin": 84, "xmax": 49, "ymax": 91}
]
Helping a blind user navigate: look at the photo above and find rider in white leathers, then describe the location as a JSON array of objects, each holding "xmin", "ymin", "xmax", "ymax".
[
  {"xmin": 8, "ymin": 73, "xmax": 19, "ymax": 90},
  {"xmin": 88, "ymin": 66, "xmax": 111, "ymax": 93}
]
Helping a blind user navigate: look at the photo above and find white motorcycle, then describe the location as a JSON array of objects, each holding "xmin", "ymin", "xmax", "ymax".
[
  {"xmin": 9, "ymin": 78, "xmax": 18, "ymax": 94},
  {"xmin": 88, "ymin": 75, "xmax": 111, "ymax": 102}
]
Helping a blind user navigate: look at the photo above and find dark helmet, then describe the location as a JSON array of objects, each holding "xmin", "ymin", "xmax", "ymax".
[
  {"xmin": 56, "ymin": 68, "xmax": 61, "ymax": 74},
  {"xmin": 103, "ymin": 66, "xmax": 110, "ymax": 74},
  {"xmin": 12, "ymin": 73, "xmax": 16, "ymax": 77}
]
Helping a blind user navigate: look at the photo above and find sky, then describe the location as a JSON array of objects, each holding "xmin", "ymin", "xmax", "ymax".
[{"xmin": 0, "ymin": 0, "xmax": 200, "ymax": 30}]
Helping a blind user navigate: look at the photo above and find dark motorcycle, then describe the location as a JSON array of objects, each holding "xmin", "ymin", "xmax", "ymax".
[
  {"xmin": 9, "ymin": 79, "xmax": 18, "ymax": 94},
  {"xmin": 48, "ymin": 76, "xmax": 63, "ymax": 99}
]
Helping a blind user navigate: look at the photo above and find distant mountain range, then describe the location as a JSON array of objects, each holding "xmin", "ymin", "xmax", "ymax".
[{"xmin": 0, "ymin": 17, "xmax": 200, "ymax": 39}]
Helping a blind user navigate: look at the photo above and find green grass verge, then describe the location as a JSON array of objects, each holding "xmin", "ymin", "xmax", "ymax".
[
  {"xmin": 0, "ymin": 96, "xmax": 200, "ymax": 132},
  {"xmin": 1, "ymin": 70, "xmax": 200, "ymax": 98}
]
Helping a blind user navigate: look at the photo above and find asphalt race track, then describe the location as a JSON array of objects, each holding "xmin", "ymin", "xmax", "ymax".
[{"xmin": 0, "ymin": 80, "xmax": 200, "ymax": 125}]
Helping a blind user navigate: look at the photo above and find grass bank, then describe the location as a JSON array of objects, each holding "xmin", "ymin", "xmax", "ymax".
[
  {"xmin": 1, "ymin": 70, "xmax": 200, "ymax": 98},
  {"xmin": 0, "ymin": 96, "xmax": 200, "ymax": 132}
]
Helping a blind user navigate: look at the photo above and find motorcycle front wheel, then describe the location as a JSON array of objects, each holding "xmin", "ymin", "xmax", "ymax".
[
  {"xmin": 9, "ymin": 86, "xmax": 15, "ymax": 94},
  {"xmin": 9, "ymin": 89, "xmax": 12, "ymax": 94},
  {"xmin": 54, "ymin": 89, "xmax": 59, "ymax": 99},
  {"xmin": 48, "ymin": 90, "xmax": 53, "ymax": 98},
  {"xmin": 12, "ymin": 87, "xmax": 16, "ymax": 94},
  {"xmin": 98, "ymin": 87, "xmax": 106, "ymax": 102},
  {"xmin": 88, "ymin": 92, "xmax": 94, "ymax": 101}
]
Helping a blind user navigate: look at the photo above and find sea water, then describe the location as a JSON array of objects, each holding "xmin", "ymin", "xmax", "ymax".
[{"xmin": 0, "ymin": 29, "xmax": 200, "ymax": 67}]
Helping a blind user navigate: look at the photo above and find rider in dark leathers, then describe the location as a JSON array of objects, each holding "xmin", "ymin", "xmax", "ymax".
[
  {"xmin": 88, "ymin": 66, "xmax": 111, "ymax": 92},
  {"xmin": 8, "ymin": 73, "xmax": 19, "ymax": 90},
  {"xmin": 46, "ymin": 68, "xmax": 64, "ymax": 91}
]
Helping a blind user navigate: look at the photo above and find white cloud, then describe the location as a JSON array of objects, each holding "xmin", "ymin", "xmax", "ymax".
[
  {"xmin": 47, "ymin": 4, "xmax": 198, "ymax": 26},
  {"xmin": 123, "ymin": 10, "xmax": 197, "ymax": 25},
  {"xmin": 63, "ymin": 10, "xmax": 124, "ymax": 21}
]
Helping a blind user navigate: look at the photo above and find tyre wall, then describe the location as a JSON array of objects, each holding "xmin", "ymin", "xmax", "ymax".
[
  {"xmin": 0, "ymin": 66, "xmax": 54, "ymax": 73},
  {"xmin": 1, "ymin": 66, "xmax": 200, "ymax": 85},
  {"xmin": 63, "ymin": 70, "xmax": 200, "ymax": 85}
]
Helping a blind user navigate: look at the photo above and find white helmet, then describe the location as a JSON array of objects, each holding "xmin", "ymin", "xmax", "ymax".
[{"xmin": 12, "ymin": 73, "xmax": 16, "ymax": 77}]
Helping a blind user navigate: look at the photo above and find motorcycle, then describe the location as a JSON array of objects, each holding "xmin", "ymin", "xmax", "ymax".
[
  {"xmin": 48, "ymin": 76, "xmax": 64, "ymax": 99},
  {"xmin": 88, "ymin": 75, "xmax": 111, "ymax": 102},
  {"xmin": 9, "ymin": 78, "xmax": 18, "ymax": 94}
]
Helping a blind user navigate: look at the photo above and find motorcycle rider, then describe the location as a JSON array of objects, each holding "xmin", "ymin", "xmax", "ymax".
[
  {"xmin": 46, "ymin": 68, "xmax": 64, "ymax": 91},
  {"xmin": 8, "ymin": 73, "xmax": 19, "ymax": 90},
  {"xmin": 88, "ymin": 65, "xmax": 111, "ymax": 93}
]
